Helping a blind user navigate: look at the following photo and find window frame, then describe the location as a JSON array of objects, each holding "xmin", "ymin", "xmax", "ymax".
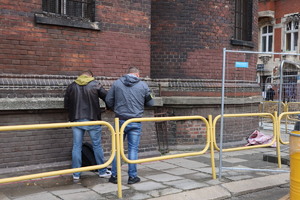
[
  {"xmin": 261, "ymin": 25, "xmax": 273, "ymax": 52},
  {"xmin": 231, "ymin": 0, "xmax": 254, "ymax": 47},
  {"xmin": 35, "ymin": 0, "xmax": 100, "ymax": 31},
  {"xmin": 285, "ymin": 20, "xmax": 299, "ymax": 52}
]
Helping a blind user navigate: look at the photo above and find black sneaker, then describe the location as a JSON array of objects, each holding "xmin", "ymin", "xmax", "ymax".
[
  {"xmin": 108, "ymin": 175, "xmax": 117, "ymax": 184},
  {"xmin": 128, "ymin": 176, "xmax": 140, "ymax": 184}
]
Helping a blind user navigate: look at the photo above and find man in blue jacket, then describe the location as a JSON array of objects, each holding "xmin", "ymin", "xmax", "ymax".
[
  {"xmin": 64, "ymin": 70, "xmax": 111, "ymax": 180},
  {"xmin": 106, "ymin": 66, "xmax": 154, "ymax": 184}
]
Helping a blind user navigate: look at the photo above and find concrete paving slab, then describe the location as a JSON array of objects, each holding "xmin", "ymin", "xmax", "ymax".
[
  {"xmin": 184, "ymin": 172, "xmax": 212, "ymax": 181},
  {"xmin": 222, "ymin": 157, "xmax": 248, "ymax": 163},
  {"xmin": 196, "ymin": 167, "xmax": 218, "ymax": 174},
  {"xmin": 58, "ymin": 190, "xmax": 106, "ymax": 200},
  {"xmin": 145, "ymin": 173, "xmax": 183, "ymax": 182},
  {"xmin": 162, "ymin": 167, "xmax": 197, "ymax": 175},
  {"xmin": 92, "ymin": 183, "xmax": 129, "ymax": 194},
  {"xmin": 0, "ymin": 192, "xmax": 11, "ymax": 200},
  {"xmin": 222, "ymin": 173, "xmax": 289, "ymax": 196},
  {"xmin": 49, "ymin": 184, "xmax": 90, "ymax": 195},
  {"xmin": 131, "ymin": 181, "xmax": 167, "ymax": 191},
  {"xmin": 148, "ymin": 185, "xmax": 231, "ymax": 200},
  {"xmin": 13, "ymin": 192, "xmax": 60, "ymax": 200},
  {"xmin": 1, "ymin": 184, "xmax": 45, "ymax": 199},
  {"xmin": 163, "ymin": 158, "xmax": 209, "ymax": 168},
  {"xmin": 164, "ymin": 178, "xmax": 208, "ymax": 190},
  {"xmin": 129, "ymin": 193, "xmax": 152, "ymax": 200},
  {"xmin": 143, "ymin": 162, "xmax": 178, "ymax": 170},
  {"xmin": 205, "ymin": 179, "xmax": 222, "ymax": 185},
  {"xmin": 148, "ymin": 188, "xmax": 182, "ymax": 198},
  {"xmin": 227, "ymin": 175, "xmax": 254, "ymax": 181}
]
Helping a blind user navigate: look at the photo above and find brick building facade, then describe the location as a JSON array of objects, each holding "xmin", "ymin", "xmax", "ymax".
[
  {"xmin": 0, "ymin": 0, "xmax": 260, "ymax": 171},
  {"xmin": 258, "ymin": 0, "xmax": 300, "ymax": 102}
]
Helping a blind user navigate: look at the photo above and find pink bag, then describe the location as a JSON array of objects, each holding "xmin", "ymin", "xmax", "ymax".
[{"xmin": 246, "ymin": 130, "xmax": 276, "ymax": 147}]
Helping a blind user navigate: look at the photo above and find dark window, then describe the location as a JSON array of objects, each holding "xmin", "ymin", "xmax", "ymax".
[
  {"xmin": 234, "ymin": 0, "xmax": 253, "ymax": 41},
  {"xmin": 36, "ymin": 0, "xmax": 99, "ymax": 30},
  {"xmin": 42, "ymin": 0, "xmax": 95, "ymax": 21}
]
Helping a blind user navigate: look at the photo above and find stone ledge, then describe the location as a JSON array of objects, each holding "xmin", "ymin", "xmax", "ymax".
[
  {"xmin": 0, "ymin": 96, "xmax": 261, "ymax": 110},
  {"xmin": 162, "ymin": 96, "xmax": 262, "ymax": 105},
  {"xmin": 0, "ymin": 97, "xmax": 163, "ymax": 110}
]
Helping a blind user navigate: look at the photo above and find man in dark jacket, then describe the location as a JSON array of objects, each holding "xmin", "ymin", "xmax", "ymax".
[
  {"xmin": 105, "ymin": 66, "xmax": 154, "ymax": 184},
  {"xmin": 266, "ymin": 85, "xmax": 275, "ymax": 101},
  {"xmin": 64, "ymin": 70, "xmax": 111, "ymax": 180}
]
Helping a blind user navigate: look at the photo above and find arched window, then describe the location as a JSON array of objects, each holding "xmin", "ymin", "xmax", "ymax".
[{"xmin": 261, "ymin": 25, "xmax": 273, "ymax": 52}]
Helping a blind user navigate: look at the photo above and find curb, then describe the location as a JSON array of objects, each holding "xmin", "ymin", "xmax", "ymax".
[{"xmin": 149, "ymin": 173, "xmax": 290, "ymax": 200}]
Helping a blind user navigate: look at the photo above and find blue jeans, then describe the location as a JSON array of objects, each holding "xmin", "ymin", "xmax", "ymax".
[
  {"xmin": 111, "ymin": 121, "xmax": 142, "ymax": 178},
  {"xmin": 72, "ymin": 119, "xmax": 107, "ymax": 177}
]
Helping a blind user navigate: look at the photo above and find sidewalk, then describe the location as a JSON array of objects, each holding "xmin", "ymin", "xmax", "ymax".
[{"xmin": 0, "ymin": 146, "xmax": 290, "ymax": 200}]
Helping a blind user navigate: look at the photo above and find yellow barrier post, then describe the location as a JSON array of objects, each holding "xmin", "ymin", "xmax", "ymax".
[
  {"xmin": 274, "ymin": 111, "xmax": 282, "ymax": 168},
  {"xmin": 115, "ymin": 118, "xmax": 123, "ymax": 199},
  {"xmin": 289, "ymin": 131, "xmax": 300, "ymax": 200},
  {"xmin": 208, "ymin": 115, "xmax": 216, "ymax": 179}
]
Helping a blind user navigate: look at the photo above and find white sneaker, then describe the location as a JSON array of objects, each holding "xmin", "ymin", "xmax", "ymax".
[
  {"xmin": 73, "ymin": 175, "xmax": 80, "ymax": 180},
  {"xmin": 99, "ymin": 169, "xmax": 112, "ymax": 178}
]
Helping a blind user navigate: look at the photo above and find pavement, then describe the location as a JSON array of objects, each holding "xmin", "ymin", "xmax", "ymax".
[
  {"xmin": 0, "ymin": 147, "xmax": 290, "ymax": 200},
  {"xmin": 0, "ymin": 124, "xmax": 292, "ymax": 200}
]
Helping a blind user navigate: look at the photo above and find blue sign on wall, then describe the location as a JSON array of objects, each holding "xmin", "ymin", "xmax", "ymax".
[{"xmin": 235, "ymin": 62, "xmax": 249, "ymax": 68}]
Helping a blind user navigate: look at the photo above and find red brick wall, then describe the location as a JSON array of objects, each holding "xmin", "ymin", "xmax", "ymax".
[
  {"xmin": 273, "ymin": 0, "xmax": 300, "ymax": 19},
  {"xmin": 0, "ymin": 0, "xmax": 151, "ymax": 77},
  {"xmin": 156, "ymin": 104, "xmax": 259, "ymax": 148},
  {"xmin": 151, "ymin": 0, "xmax": 259, "ymax": 80},
  {"xmin": 0, "ymin": 109, "xmax": 157, "ymax": 168}
]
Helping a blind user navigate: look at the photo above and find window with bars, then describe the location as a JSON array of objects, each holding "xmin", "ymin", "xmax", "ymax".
[
  {"xmin": 42, "ymin": 0, "xmax": 95, "ymax": 21},
  {"xmin": 232, "ymin": 0, "xmax": 253, "ymax": 44},
  {"xmin": 35, "ymin": 0, "xmax": 99, "ymax": 30},
  {"xmin": 285, "ymin": 21, "xmax": 299, "ymax": 52},
  {"xmin": 261, "ymin": 25, "xmax": 273, "ymax": 52}
]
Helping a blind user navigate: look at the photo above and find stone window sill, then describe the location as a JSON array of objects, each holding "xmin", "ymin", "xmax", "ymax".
[
  {"xmin": 34, "ymin": 13, "xmax": 100, "ymax": 31},
  {"xmin": 230, "ymin": 39, "xmax": 254, "ymax": 48}
]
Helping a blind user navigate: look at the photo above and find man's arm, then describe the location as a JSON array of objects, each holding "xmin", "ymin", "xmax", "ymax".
[
  {"xmin": 64, "ymin": 85, "xmax": 71, "ymax": 110},
  {"xmin": 105, "ymin": 84, "xmax": 115, "ymax": 110},
  {"xmin": 98, "ymin": 85, "xmax": 108, "ymax": 101},
  {"xmin": 144, "ymin": 87, "xmax": 154, "ymax": 107}
]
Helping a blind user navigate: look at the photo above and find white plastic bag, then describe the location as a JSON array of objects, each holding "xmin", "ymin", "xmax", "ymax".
[{"xmin": 246, "ymin": 130, "xmax": 276, "ymax": 147}]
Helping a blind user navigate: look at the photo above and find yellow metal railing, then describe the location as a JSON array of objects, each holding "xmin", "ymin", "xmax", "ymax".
[
  {"xmin": 283, "ymin": 102, "xmax": 300, "ymax": 144},
  {"xmin": 212, "ymin": 112, "xmax": 281, "ymax": 167},
  {"xmin": 0, "ymin": 110, "xmax": 295, "ymax": 198},
  {"xmin": 0, "ymin": 121, "xmax": 116, "ymax": 184},
  {"xmin": 116, "ymin": 115, "xmax": 214, "ymax": 198},
  {"xmin": 260, "ymin": 101, "xmax": 300, "ymax": 145}
]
